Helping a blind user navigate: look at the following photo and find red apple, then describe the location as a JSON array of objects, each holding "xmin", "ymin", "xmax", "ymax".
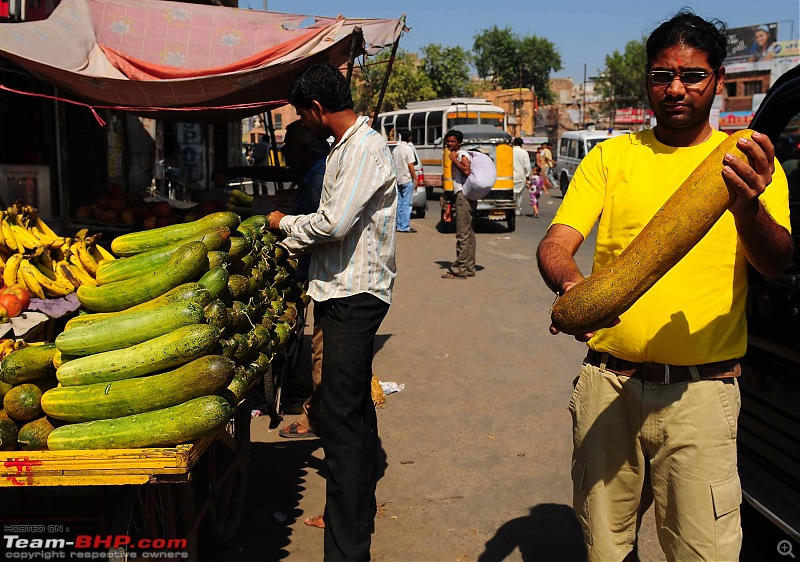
[
  {"xmin": 0, "ymin": 294, "xmax": 22, "ymax": 317},
  {"xmin": 0, "ymin": 303, "xmax": 8, "ymax": 324},
  {"xmin": 75, "ymin": 205, "xmax": 93, "ymax": 220},
  {"xmin": 141, "ymin": 215, "xmax": 158, "ymax": 230},
  {"xmin": 155, "ymin": 201, "xmax": 173, "ymax": 217},
  {"xmin": 6, "ymin": 285, "xmax": 30, "ymax": 310},
  {"xmin": 101, "ymin": 209, "xmax": 119, "ymax": 223}
]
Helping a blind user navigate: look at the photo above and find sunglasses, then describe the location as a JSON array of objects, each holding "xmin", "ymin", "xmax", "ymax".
[{"xmin": 648, "ymin": 67, "xmax": 719, "ymax": 86}]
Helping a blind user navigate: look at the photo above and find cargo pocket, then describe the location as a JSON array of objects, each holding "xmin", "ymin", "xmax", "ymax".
[{"xmin": 711, "ymin": 475, "xmax": 742, "ymax": 559}]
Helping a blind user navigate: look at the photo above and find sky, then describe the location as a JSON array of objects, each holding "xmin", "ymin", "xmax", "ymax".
[{"xmin": 241, "ymin": 0, "xmax": 799, "ymax": 82}]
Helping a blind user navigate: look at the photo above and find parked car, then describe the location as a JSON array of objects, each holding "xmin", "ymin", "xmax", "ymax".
[
  {"xmin": 738, "ymin": 63, "xmax": 800, "ymax": 543},
  {"xmin": 387, "ymin": 141, "xmax": 428, "ymax": 219},
  {"xmin": 554, "ymin": 128, "xmax": 630, "ymax": 194}
]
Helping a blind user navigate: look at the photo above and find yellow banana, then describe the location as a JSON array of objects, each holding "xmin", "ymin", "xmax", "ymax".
[
  {"xmin": 3, "ymin": 253, "xmax": 22, "ymax": 287},
  {"xmin": 73, "ymin": 239, "xmax": 98, "ymax": 276},
  {"xmin": 60, "ymin": 237, "xmax": 73, "ymax": 256},
  {"xmin": 0, "ymin": 214, "xmax": 6, "ymax": 248},
  {"xmin": 2, "ymin": 219, "xmax": 16, "ymax": 251},
  {"xmin": 27, "ymin": 259, "xmax": 73, "ymax": 297},
  {"xmin": 32, "ymin": 255, "xmax": 57, "ymax": 280},
  {"xmin": 18, "ymin": 259, "xmax": 45, "ymax": 299},
  {"xmin": 0, "ymin": 339, "xmax": 15, "ymax": 359},
  {"xmin": 10, "ymin": 223, "xmax": 40, "ymax": 250},
  {"xmin": 94, "ymin": 244, "xmax": 116, "ymax": 262},
  {"xmin": 74, "ymin": 228, "xmax": 89, "ymax": 241},
  {"xmin": 67, "ymin": 255, "xmax": 98, "ymax": 286},
  {"xmin": 35, "ymin": 217, "xmax": 59, "ymax": 238},
  {"xmin": 56, "ymin": 260, "xmax": 82, "ymax": 289}
]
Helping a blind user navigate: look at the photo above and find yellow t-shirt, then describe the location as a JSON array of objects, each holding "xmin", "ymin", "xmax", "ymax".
[{"xmin": 552, "ymin": 129, "xmax": 791, "ymax": 364}]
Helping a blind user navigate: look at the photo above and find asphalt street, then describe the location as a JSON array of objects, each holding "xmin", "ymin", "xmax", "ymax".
[{"xmin": 215, "ymin": 190, "xmax": 789, "ymax": 561}]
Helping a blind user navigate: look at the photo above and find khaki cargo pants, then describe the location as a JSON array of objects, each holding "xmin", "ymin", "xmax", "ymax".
[{"xmin": 570, "ymin": 362, "xmax": 742, "ymax": 562}]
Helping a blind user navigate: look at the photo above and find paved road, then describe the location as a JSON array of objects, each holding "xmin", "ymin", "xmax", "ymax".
[{"xmin": 212, "ymin": 191, "xmax": 783, "ymax": 561}]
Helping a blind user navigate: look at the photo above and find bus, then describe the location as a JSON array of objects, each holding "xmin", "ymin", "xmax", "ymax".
[{"xmin": 374, "ymin": 98, "xmax": 508, "ymax": 194}]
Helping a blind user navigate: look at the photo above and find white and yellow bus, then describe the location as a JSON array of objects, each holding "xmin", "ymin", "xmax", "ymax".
[{"xmin": 374, "ymin": 98, "xmax": 508, "ymax": 192}]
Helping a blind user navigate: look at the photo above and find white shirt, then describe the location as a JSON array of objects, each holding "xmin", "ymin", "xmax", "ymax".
[
  {"xmin": 392, "ymin": 140, "xmax": 416, "ymax": 185},
  {"xmin": 279, "ymin": 116, "xmax": 397, "ymax": 304},
  {"xmin": 513, "ymin": 145, "xmax": 532, "ymax": 183},
  {"xmin": 452, "ymin": 149, "xmax": 471, "ymax": 194}
]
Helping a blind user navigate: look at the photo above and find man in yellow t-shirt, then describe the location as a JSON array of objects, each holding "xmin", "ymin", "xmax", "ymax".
[{"xmin": 536, "ymin": 10, "xmax": 792, "ymax": 562}]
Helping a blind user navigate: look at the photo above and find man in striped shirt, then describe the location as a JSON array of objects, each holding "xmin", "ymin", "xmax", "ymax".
[{"xmin": 267, "ymin": 63, "xmax": 397, "ymax": 562}]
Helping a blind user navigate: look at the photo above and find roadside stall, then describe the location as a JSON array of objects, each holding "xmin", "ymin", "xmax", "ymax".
[{"xmin": 0, "ymin": 1, "xmax": 404, "ymax": 559}]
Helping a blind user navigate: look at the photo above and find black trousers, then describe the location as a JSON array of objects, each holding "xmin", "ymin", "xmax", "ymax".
[{"xmin": 315, "ymin": 293, "xmax": 390, "ymax": 562}]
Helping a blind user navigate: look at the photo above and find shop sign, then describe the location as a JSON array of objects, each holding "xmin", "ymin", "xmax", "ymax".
[
  {"xmin": 719, "ymin": 111, "xmax": 755, "ymax": 129},
  {"xmin": 177, "ymin": 123, "xmax": 205, "ymax": 183}
]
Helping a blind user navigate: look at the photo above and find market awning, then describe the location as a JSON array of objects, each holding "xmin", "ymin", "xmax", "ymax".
[{"xmin": 0, "ymin": 0, "xmax": 404, "ymax": 121}]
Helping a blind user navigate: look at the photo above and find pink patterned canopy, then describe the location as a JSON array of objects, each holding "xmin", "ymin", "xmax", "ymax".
[{"xmin": 0, "ymin": 0, "xmax": 404, "ymax": 120}]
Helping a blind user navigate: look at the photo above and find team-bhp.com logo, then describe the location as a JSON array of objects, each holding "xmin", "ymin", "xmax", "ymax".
[{"xmin": 4, "ymin": 532, "xmax": 188, "ymax": 558}]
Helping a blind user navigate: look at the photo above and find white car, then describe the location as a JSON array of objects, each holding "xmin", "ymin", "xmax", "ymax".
[
  {"xmin": 554, "ymin": 128, "xmax": 631, "ymax": 194},
  {"xmin": 387, "ymin": 141, "xmax": 428, "ymax": 218}
]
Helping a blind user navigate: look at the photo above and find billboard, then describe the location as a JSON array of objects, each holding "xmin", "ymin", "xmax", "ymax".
[{"xmin": 725, "ymin": 23, "xmax": 778, "ymax": 63}]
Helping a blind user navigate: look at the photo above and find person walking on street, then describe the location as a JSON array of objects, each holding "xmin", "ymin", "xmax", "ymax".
[
  {"xmin": 512, "ymin": 137, "xmax": 532, "ymax": 216},
  {"xmin": 268, "ymin": 63, "xmax": 397, "ymax": 562},
  {"xmin": 529, "ymin": 165, "xmax": 544, "ymax": 218},
  {"xmin": 540, "ymin": 142, "xmax": 556, "ymax": 192},
  {"xmin": 442, "ymin": 129, "xmax": 476, "ymax": 279},
  {"xmin": 536, "ymin": 9, "xmax": 792, "ymax": 561},
  {"xmin": 393, "ymin": 129, "xmax": 418, "ymax": 233}
]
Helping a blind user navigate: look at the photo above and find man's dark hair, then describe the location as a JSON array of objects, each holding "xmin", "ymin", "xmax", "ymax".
[
  {"xmin": 288, "ymin": 63, "xmax": 354, "ymax": 112},
  {"xmin": 646, "ymin": 9, "xmax": 728, "ymax": 71},
  {"xmin": 513, "ymin": 137, "xmax": 524, "ymax": 146},
  {"xmin": 398, "ymin": 129, "xmax": 412, "ymax": 142},
  {"xmin": 444, "ymin": 129, "xmax": 463, "ymax": 143}
]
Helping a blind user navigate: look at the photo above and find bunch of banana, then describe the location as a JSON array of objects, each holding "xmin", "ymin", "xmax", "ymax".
[
  {"xmin": 1, "ymin": 229, "xmax": 115, "ymax": 299},
  {"xmin": 0, "ymin": 338, "xmax": 28, "ymax": 360},
  {"xmin": 0, "ymin": 203, "xmax": 66, "ymax": 253}
]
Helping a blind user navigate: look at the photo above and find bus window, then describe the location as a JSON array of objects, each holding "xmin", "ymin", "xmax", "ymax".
[
  {"xmin": 447, "ymin": 112, "xmax": 479, "ymax": 128},
  {"xmin": 480, "ymin": 112, "xmax": 504, "ymax": 126},
  {"xmin": 427, "ymin": 111, "xmax": 443, "ymax": 145},
  {"xmin": 382, "ymin": 115, "xmax": 396, "ymax": 140},
  {"xmin": 410, "ymin": 112, "xmax": 426, "ymax": 145}
]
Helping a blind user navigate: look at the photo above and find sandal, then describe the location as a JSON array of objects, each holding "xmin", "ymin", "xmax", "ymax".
[
  {"xmin": 279, "ymin": 421, "xmax": 318, "ymax": 439},
  {"xmin": 304, "ymin": 515, "xmax": 325, "ymax": 529},
  {"xmin": 441, "ymin": 270, "xmax": 467, "ymax": 279}
]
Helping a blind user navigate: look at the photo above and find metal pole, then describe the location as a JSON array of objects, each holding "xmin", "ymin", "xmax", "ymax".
[
  {"xmin": 264, "ymin": 111, "xmax": 282, "ymax": 191},
  {"xmin": 582, "ymin": 63, "xmax": 586, "ymax": 128},
  {"xmin": 372, "ymin": 24, "xmax": 403, "ymax": 123}
]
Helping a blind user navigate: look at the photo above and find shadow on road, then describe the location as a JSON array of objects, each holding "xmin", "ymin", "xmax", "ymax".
[{"xmin": 477, "ymin": 503, "xmax": 586, "ymax": 562}]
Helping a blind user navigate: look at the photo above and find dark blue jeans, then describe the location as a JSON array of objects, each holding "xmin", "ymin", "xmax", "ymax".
[{"xmin": 315, "ymin": 293, "xmax": 390, "ymax": 562}]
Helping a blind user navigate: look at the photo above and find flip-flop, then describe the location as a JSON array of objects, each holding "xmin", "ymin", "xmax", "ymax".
[
  {"xmin": 279, "ymin": 421, "xmax": 318, "ymax": 439},
  {"xmin": 441, "ymin": 270, "xmax": 467, "ymax": 279}
]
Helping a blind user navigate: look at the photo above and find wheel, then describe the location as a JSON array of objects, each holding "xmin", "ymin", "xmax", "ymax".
[
  {"xmin": 560, "ymin": 172, "xmax": 570, "ymax": 194},
  {"xmin": 506, "ymin": 210, "xmax": 516, "ymax": 232}
]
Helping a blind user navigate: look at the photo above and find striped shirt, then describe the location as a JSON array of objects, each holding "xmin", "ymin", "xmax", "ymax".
[{"xmin": 279, "ymin": 116, "xmax": 397, "ymax": 304}]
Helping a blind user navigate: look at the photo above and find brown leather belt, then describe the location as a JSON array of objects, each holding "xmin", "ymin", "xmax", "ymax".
[{"xmin": 585, "ymin": 349, "xmax": 740, "ymax": 384}]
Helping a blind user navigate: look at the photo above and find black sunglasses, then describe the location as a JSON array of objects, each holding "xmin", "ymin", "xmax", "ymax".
[{"xmin": 648, "ymin": 67, "xmax": 719, "ymax": 86}]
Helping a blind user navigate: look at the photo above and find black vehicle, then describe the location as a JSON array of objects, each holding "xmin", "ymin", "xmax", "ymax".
[{"xmin": 739, "ymin": 63, "xmax": 800, "ymax": 543}]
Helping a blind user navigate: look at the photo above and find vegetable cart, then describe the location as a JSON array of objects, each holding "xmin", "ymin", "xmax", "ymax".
[{"xmin": 0, "ymin": 385, "xmax": 255, "ymax": 561}]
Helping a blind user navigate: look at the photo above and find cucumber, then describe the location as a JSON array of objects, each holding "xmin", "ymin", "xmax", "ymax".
[
  {"xmin": 208, "ymin": 250, "xmax": 228, "ymax": 269},
  {"xmin": 43, "ymin": 355, "xmax": 235, "ymax": 422},
  {"xmin": 77, "ymin": 242, "xmax": 209, "ymax": 312},
  {"xmin": 111, "ymin": 212, "xmax": 241, "ymax": 256},
  {"xmin": 198, "ymin": 267, "xmax": 230, "ymax": 299},
  {"xmin": 0, "ymin": 344, "xmax": 57, "ymax": 385},
  {"xmin": 65, "ymin": 283, "xmax": 212, "ymax": 330},
  {"xmin": 225, "ymin": 236, "xmax": 253, "ymax": 261},
  {"xmin": 47, "ymin": 395, "xmax": 233, "ymax": 450},
  {"xmin": 96, "ymin": 227, "xmax": 230, "ymax": 284},
  {"xmin": 203, "ymin": 300, "xmax": 229, "ymax": 331},
  {"xmin": 55, "ymin": 301, "xmax": 206, "ymax": 356},
  {"xmin": 56, "ymin": 324, "xmax": 220, "ymax": 386}
]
